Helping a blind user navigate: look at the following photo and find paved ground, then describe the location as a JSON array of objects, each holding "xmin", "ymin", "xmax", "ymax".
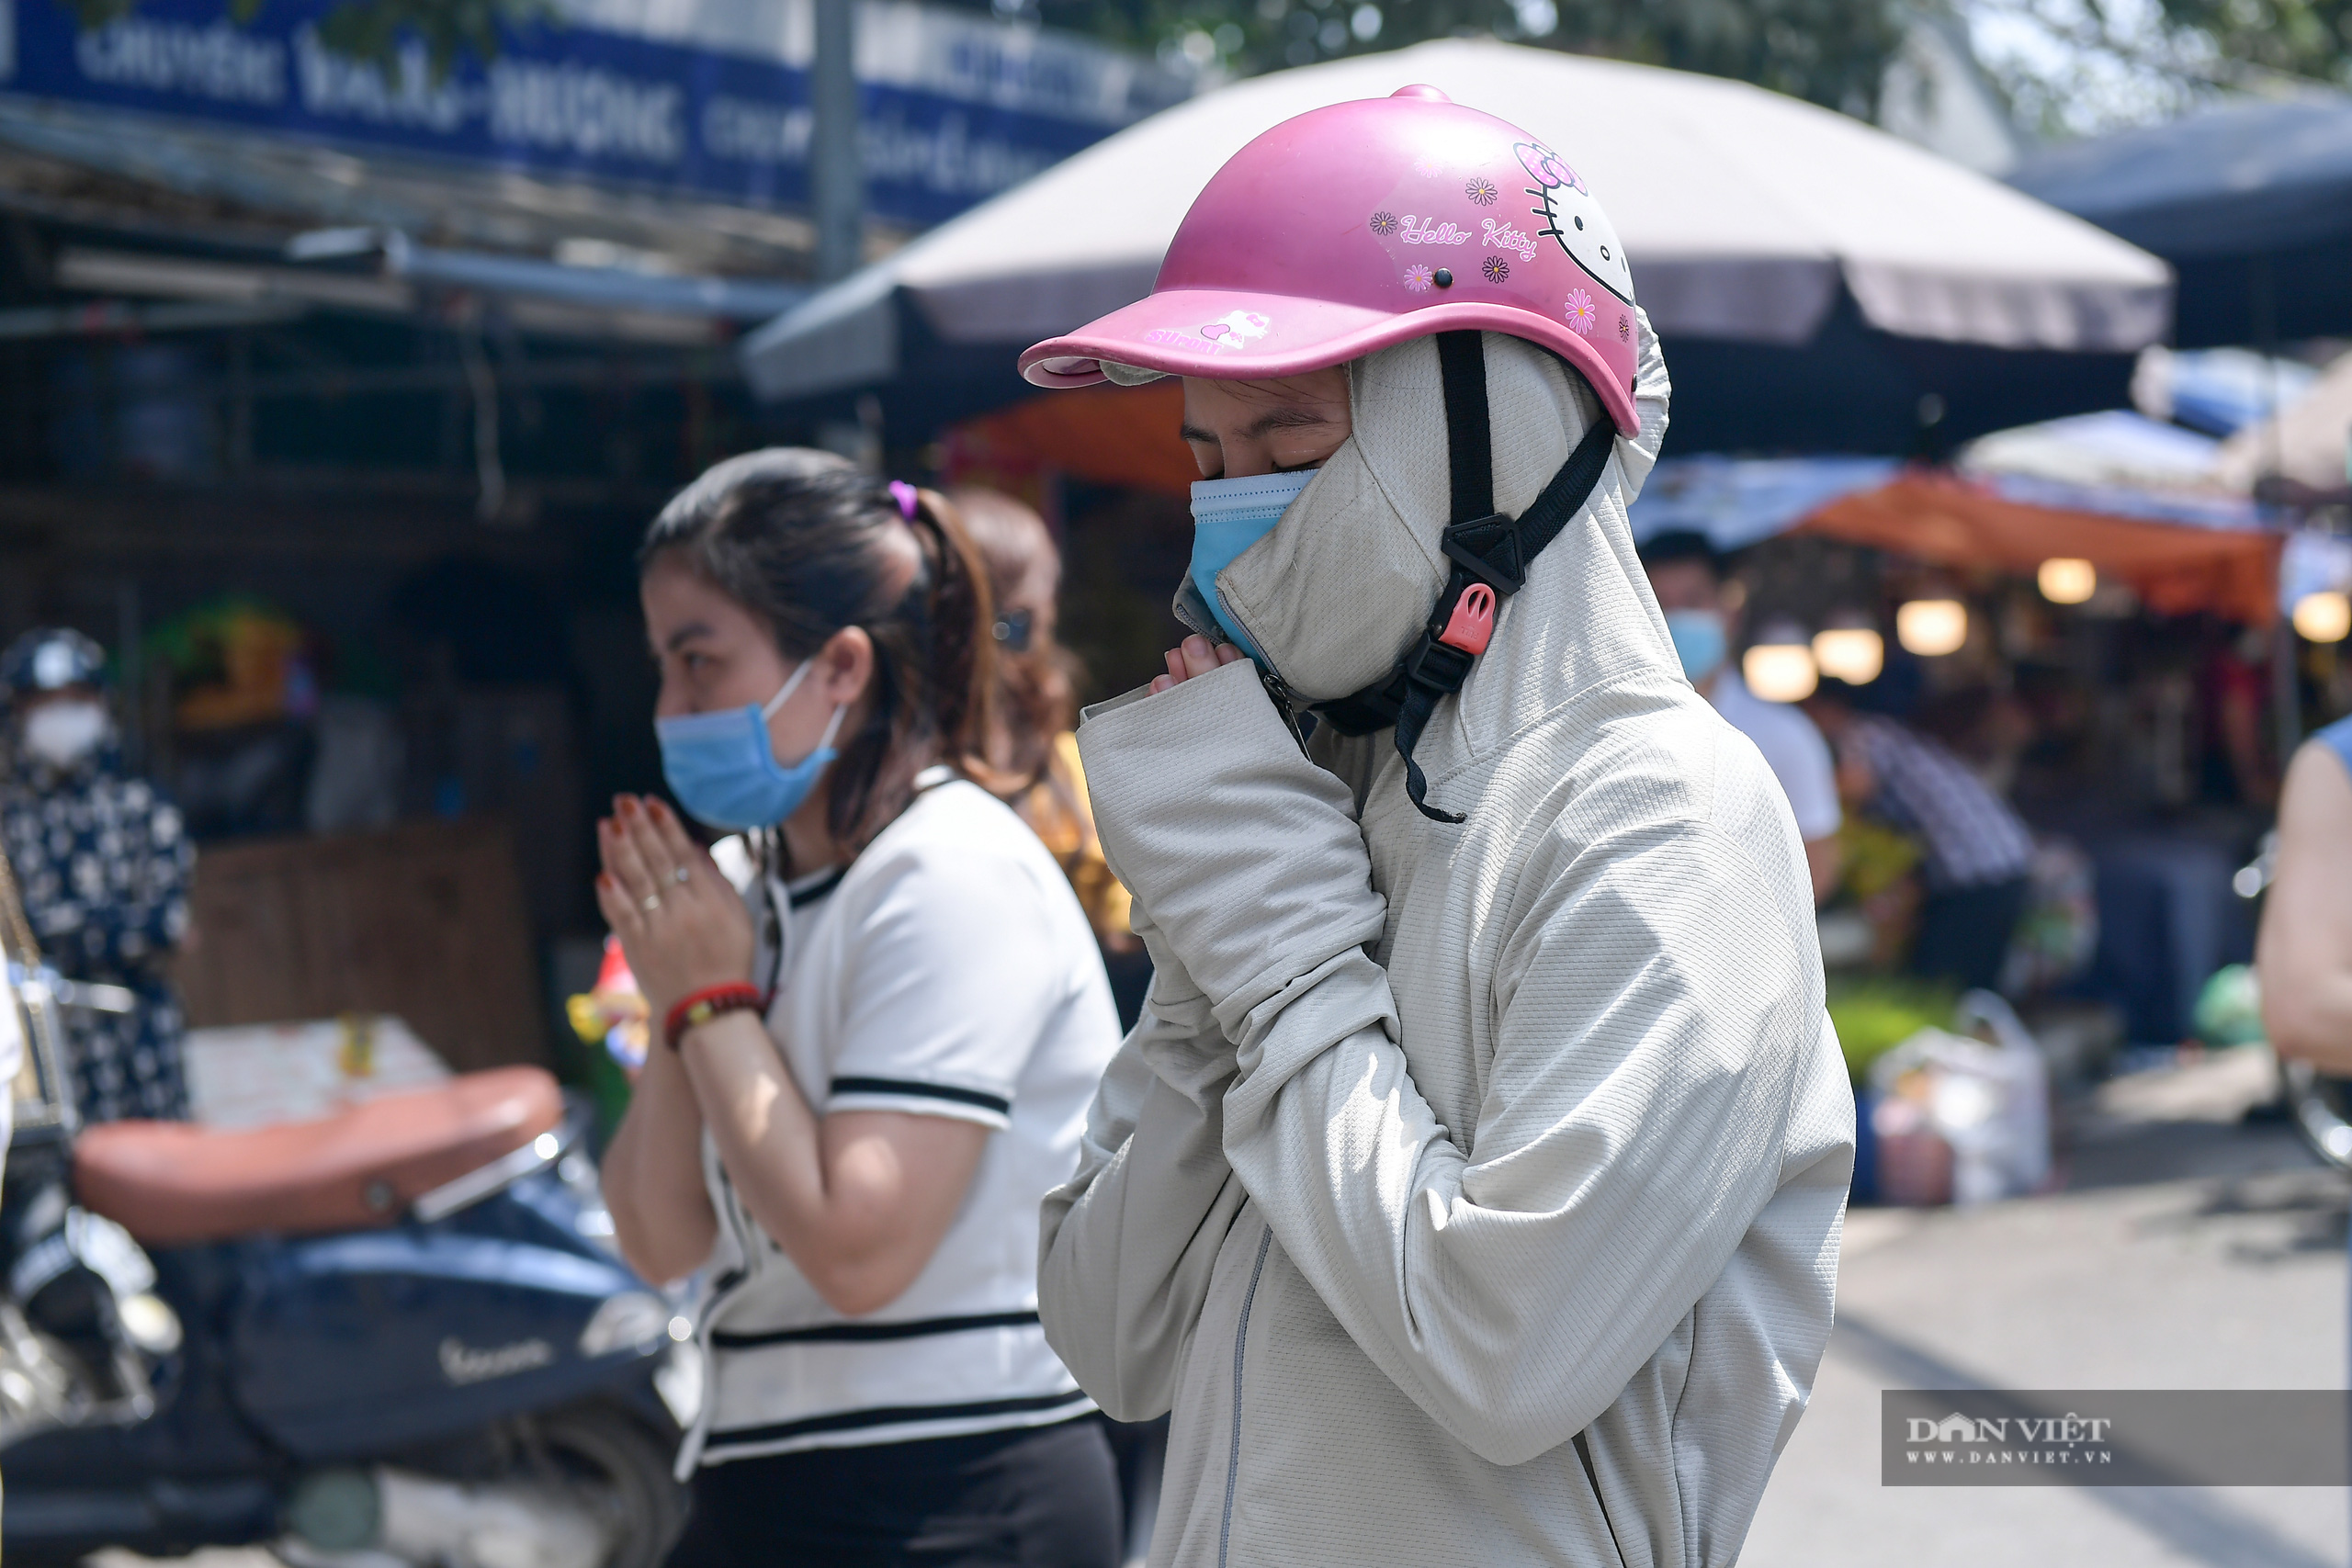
[
  {"xmin": 96, "ymin": 1048, "xmax": 2349, "ymax": 1568},
  {"xmin": 1747, "ymin": 1045, "xmax": 2351, "ymax": 1568}
]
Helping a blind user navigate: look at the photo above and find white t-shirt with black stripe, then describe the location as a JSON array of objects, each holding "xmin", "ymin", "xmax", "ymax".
[{"xmin": 683, "ymin": 777, "xmax": 1121, "ymax": 1467}]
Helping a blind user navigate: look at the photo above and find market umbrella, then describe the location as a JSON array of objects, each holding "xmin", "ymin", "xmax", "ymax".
[
  {"xmin": 2009, "ymin": 93, "xmax": 2352, "ymax": 347},
  {"xmin": 743, "ymin": 38, "xmax": 2170, "ymax": 454},
  {"xmin": 2213, "ymin": 349, "xmax": 2352, "ymax": 500}
]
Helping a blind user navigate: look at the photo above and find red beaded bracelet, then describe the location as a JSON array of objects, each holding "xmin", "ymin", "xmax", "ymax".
[{"xmin": 664, "ymin": 983, "xmax": 764, "ymax": 1053}]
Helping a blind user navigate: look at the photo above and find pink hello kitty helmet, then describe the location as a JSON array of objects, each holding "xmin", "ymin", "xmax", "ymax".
[{"xmin": 1019, "ymin": 85, "xmax": 1641, "ymax": 436}]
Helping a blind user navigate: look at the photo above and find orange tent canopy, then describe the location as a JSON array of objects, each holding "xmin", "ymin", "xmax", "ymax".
[
  {"xmin": 1801, "ymin": 472, "xmax": 2280, "ymax": 626},
  {"xmin": 946, "ymin": 381, "xmax": 1195, "ymax": 498}
]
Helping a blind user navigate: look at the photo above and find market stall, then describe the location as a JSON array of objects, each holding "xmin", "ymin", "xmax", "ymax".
[{"xmin": 1650, "ymin": 437, "xmax": 2284, "ymax": 1066}]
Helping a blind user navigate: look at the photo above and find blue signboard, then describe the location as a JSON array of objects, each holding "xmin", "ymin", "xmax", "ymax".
[{"xmin": 0, "ymin": 0, "xmax": 1189, "ymax": 228}]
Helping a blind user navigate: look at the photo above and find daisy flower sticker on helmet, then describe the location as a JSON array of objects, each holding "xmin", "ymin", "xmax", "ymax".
[{"xmin": 1566, "ymin": 288, "xmax": 1598, "ymax": 334}]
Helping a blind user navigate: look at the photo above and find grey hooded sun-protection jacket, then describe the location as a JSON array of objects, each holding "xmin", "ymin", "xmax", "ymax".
[{"xmin": 1040, "ymin": 320, "xmax": 1853, "ymax": 1568}]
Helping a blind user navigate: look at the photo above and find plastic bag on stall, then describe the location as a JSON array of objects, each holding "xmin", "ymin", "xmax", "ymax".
[{"xmin": 1868, "ymin": 990, "xmax": 2052, "ymax": 1205}]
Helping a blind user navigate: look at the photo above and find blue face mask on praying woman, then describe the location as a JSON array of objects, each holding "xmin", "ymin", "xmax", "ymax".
[
  {"xmin": 1188, "ymin": 468, "xmax": 1317, "ymax": 662},
  {"xmin": 656, "ymin": 657, "xmax": 847, "ymax": 830}
]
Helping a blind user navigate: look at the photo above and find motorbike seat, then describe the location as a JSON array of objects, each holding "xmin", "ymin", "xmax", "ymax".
[{"xmin": 73, "ymin": 1066, "xmax": 565, "ymax": 1247}]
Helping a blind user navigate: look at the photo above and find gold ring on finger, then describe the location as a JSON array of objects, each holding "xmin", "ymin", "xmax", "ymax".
[{"xmin": 640, "ymin": 893, "xmax": 662, "ymax": 914}]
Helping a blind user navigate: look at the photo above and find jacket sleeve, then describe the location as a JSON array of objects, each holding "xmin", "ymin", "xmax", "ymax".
[
  {"xmin": 1075, "ymin": 660, "xmax": 1822, "ymax": 1466},
  {"xmin": 1037, "ymin": 904, "xmax": 1247, "ymax": 1423}
]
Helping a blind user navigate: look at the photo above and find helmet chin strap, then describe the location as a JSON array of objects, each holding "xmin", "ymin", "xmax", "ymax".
[{"xmin": 1312, "ymin": 331, "xmax": 1618, "ymax": 824}]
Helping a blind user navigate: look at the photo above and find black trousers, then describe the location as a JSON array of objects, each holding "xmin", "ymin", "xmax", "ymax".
[
  {"xmin": 665, "ymin": 1416, "xmax": 1123, "ymax": 1568},
  {"xmin": 1911, "ymin": 876, "xmax": 2030, "ymax": 994}
]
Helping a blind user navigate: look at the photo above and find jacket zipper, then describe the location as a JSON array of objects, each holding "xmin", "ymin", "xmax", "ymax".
[
  {"xmin": 1173, "ymin": 575, "xmax": 1315, "ymax": 759},
  {"xmin": 1572, "ymin": 1430, "xmax": 1630, "ymax": 1568},
  {"xmin": 1218, "ymin": 1225, "xmax": 1274, "ymax": 1568}
]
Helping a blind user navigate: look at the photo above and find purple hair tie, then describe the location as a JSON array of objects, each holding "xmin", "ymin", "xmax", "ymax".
[{"xmin": 888, "ymin": 480, "xmax": 920, "ymax": 520}]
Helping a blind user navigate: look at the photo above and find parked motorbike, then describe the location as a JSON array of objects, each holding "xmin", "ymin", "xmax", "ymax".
[{"xmin": 0, "ymin": 988, "xmax": 695, "ymax": 1568}]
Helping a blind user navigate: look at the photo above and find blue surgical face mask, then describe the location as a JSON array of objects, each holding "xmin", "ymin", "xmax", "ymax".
[
  {"xmin": 1189, "ymin": 468, "xmax": 1317, "ymax": 661},
  {"xmin": 1662, "ymin": 608, "xmax": 1728, "ymax": 682},
  {"xmin": 656, "ymin": 659, "xmax": 848, "ymax": 831}
]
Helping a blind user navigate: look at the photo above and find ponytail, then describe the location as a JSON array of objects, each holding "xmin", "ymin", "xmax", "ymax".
[
  {"xmin": 898, "ymin": 486, "xmax": 995, "ymax": 778},
  {"xmin": 639, "ymin": 450, "xmax": 999, "ymax": 856}
]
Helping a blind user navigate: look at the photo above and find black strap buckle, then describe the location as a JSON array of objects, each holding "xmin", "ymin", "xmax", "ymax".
[
  {"xmin": 1440, "ymin": 513, "xmax": 1528, "ymax": 594},
  {"xmin": 1402, "ymin": 632, "xmax": 1474, "ymax": 694}
]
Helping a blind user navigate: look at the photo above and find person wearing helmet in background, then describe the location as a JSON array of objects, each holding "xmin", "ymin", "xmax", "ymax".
[
  {"xmin": 0, "ymin": 630, "xmax": 193, "ymax": 1124},
  {"xmin": 1027, "ymin": 88, "xmax": 1851, "ymax": 1567}
]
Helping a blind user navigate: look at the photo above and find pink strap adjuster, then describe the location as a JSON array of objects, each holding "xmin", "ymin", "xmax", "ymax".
[{"xmin": 1438, "ymin": 582, "xmax": 1497, "ymax": 656}]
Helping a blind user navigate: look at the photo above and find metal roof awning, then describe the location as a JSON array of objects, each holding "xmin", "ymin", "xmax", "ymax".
[{"xmin": 27, "ymin": 232, "xmax": 808, "ymax": 348}]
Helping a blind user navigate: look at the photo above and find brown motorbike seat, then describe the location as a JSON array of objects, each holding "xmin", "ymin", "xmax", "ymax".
[{"xmin": 73, "ymin": 1066, "xmax": 565, "ymax": 1247}]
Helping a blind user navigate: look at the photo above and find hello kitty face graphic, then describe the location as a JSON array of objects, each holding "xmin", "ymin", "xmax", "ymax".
[
  {"xmin": 1515, "ymin": 141, "xmax": 1633, "ymax": 306},
  {"xmin": 1197, "ymin": 310, "xmax": 1272, "ymax": 345}
]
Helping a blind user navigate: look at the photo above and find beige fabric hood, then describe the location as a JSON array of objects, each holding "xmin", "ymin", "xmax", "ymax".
[{"xmin": 1213, "ymin": 314, "xmax": 1677, "ymax": 734}]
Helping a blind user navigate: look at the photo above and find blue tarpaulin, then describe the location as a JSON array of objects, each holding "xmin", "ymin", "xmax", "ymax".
[
  {"xmin": 1625, "ymin": 455, "xmax": 1903, "ymax": 550},
  {"xmin": 2009, "ymin": 94, "xmax": 2352, "ymax": 344},
  {"xmin": 2010, "ymin": 93, "xmax": 2352, "ymax": 257}
]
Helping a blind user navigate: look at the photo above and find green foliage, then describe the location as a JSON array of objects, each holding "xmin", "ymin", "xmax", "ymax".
[
  {"xmin": 2153, "ymin": 0, "xmax": 2352, "ymax": 85},
  {"xmin": 312, "ymin": 0, "xmax": 558, "ymax": 77},
  {"xmin": 1973, "ymin": 0, "xmax": 2351, "ymax": 141},
  {"xmin": 1826, "ymin": 976, "xmax": 1958, "ymax": 1086},
  {"xmin": 952, "ymin": 0, "xmax": 1910, "ymax": 114},
  {"xmin": 58, "ymin": 0, "xmax": 559, "ymax": 77}
]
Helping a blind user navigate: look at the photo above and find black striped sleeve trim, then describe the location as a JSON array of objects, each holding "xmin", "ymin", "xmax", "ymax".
[
  {"xmin": 707, "ymin": 1390, "xmax": 1093, "ymax": 1450},
  {"xmin": 787, "ymin": 866, "xmax": 848, "ymax": 908},
  {"xmin": 828, "ymin": 1077, "xmax": 1011, "ymax": 1116},
  {"xmin": 712, "ymin": 1310, "xmax": 1040, "ymax": 1349}
]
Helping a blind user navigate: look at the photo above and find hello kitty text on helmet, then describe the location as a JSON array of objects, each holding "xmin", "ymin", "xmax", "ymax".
[{"xmin": 1019, "ymin": 84, "xmax": 1641, "ymax": 436}]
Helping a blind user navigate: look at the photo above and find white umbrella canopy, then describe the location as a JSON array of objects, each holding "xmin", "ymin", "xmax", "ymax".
[
  {"xmin": 742, "ymin": 37, "xmax": 2170, "ymax": 405},
  {"xmin": 2214, "ymin": 349, "xmax": 2352, "ymax": 498}
]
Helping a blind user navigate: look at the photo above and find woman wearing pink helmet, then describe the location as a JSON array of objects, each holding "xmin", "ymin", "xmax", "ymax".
[{"xmin": 1030, "ymin": 87, "xmax": 1852, "ymax": 1566}]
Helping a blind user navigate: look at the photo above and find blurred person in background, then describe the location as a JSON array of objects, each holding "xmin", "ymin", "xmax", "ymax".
[
  {"xmin": 1804, "ymin": 679, "xmax": 2034, "ymax": 992},
  {"xmin": 950, "ymin": 487, "xmax": 1136, "ymax": 958},
  {"xmin": 1639, "ymin": 531, "xmax": 1843, "ymax": 902},
  {"xmin": 596, "ymin": 453, "xmax": 1123, "ymax": 1568},
  {"xmin": 1912, "ymin": 685, "xmax": 2037, "ymax": 801},
  {"xmin": 2256, "ymin": 716, "xmax": 2352, "ymax": 1069},
  {"xmin": 951, "ymin": 489, "xmax": 1153, "ymax": 1030},
  {"xmin": 0, "ymin": 630, "xmax": 192, "ymax": 1124}
]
